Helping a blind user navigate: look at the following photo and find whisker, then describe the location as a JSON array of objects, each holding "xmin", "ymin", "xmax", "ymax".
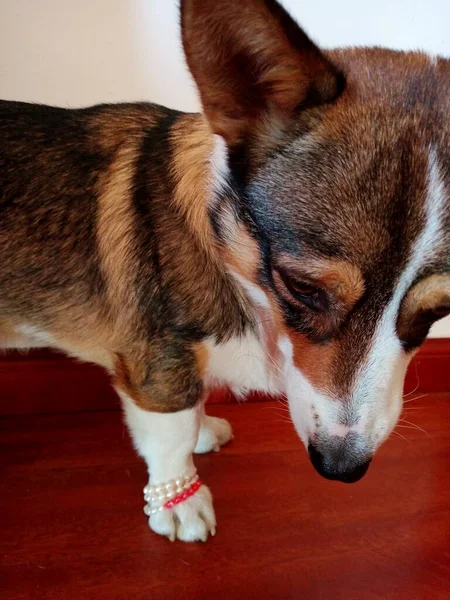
[
  {"xmin": 274, "ymin": 394, "xmax": 288, "ymax": 403},
  {"xmin": 398, "ymin": 419, "xmax": 432, "ymax": 438},
  {"xmin": 274, "ymin": 406, "xmax": 291, "ymax": 415},
  {"xmin": 397, "ymin": 424, "xmax": 431, "ymax": 437},
  {"xmin": 403, "ymin": 362, "xmax": 421, "ymax": 398},
  {"xmin": 403, "ymin": 393, "xmax": 428, "ymax": 404},
  {"xmin": 391, "ymin": 430, "xmax": 411, "ymax": 444},
  {"xmin": 273, "ymin": 418, "xmax": 293, "ymax": 425},
  {"xmin": 260, "ymin": 406, "xmax": 290, "ymax": 414},
  {"xmin": 254, "ymin": 318, "xmax": 274, "ymax": 327}
]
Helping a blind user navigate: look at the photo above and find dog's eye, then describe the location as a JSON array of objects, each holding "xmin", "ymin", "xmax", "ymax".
[{"xmin": 277, "ymin": 271, "xmax": 328, "ymax": 311}]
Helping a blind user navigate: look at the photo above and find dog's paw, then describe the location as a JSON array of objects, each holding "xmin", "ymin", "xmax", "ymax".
[
  {"xmin": 147, "ymin": 484, "xmax": 216, "ymax": 542},
  {"xmin": 194, "ymin": 415, "xmax": 233, "ymax": 454}
]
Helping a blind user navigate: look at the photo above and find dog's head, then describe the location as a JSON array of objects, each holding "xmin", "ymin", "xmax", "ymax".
[{"xmin": 181, "ymin": 0, "xmax": 450, "ymax": 482}]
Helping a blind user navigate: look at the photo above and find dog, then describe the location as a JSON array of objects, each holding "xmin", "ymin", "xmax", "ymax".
[{"xmin": 0, "ymin": 0, "xmax": 449, "ymax": 542}]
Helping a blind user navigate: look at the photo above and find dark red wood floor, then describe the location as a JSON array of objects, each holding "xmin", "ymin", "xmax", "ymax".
[{"xmin": 1, "ymin": 396, "xmax": 450, "ymax": 599}]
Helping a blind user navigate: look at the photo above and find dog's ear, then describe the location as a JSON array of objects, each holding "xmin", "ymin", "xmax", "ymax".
[{"xmin": 181, "ymin": 0, "xmax": 344, "ymax": 150}]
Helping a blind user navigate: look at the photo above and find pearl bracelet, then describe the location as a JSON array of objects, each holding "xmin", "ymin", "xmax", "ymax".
[
  {"xmin": 143, "ymin": 472, "xmax": 200, "ymax": 516},
  {"xmin": 143, "ymin": 472, "xmax": 199, "ymax": 502}
]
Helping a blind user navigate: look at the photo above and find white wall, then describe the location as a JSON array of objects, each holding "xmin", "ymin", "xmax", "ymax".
[{"xmin": 0, "ymin": 0, "xmax": 449, "ymax": 336}]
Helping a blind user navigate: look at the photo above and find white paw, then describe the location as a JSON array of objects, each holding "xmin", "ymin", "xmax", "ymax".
[
  {"xmin": 147, "ymin": 485, "xmax": 216, "ymax": 542},
  {"xmin": 194, "ymin": 415, "xmax": 233, "ymax": 454}
]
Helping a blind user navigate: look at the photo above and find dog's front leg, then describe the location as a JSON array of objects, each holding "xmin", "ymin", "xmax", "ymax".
[{"xmin": 121, "ymin": 393, "xmax": 216, "ymax": 542}]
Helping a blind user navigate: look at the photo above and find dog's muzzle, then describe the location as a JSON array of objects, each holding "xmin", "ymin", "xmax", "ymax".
[{"xmin": 308, "ymin": 435, "xmax": 372, "ymax": 483}]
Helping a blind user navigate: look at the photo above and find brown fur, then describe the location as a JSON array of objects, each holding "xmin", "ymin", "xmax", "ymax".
[
  {"xmin": 181, "ymin": 0, "xmax": 344, "ymax": 150},
  {"xmin": 404, "ymin": 274, "xmax": 450, "ymax": 312},
  {"xmin": 397, "ymin": 274, "xmax": 450, "ymax": 344},
  {"xmin": 192, "ymin": 342, "xmax": 210, "ymax": 381},
  {"xmin": 291, "ymin": 334, "xmax": 338, "ymax": 394},
  {"xmin": 222, "ymin": 221, "xmax": 262, "ymax": 283},
  {"xmin": 96, "ymin": 141, "xmax": 142, "ymax": 340},
  {"xmin": 170, "ymin": 115, "xmax": 219, "ymax": 257}
]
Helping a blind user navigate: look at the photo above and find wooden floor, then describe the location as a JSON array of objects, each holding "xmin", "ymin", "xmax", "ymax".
[{"xmin": 1, "ymin": 396, "xmax": 449, "ymax": 600}]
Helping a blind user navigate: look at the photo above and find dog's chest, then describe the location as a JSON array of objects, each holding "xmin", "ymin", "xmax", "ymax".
[{"xmin": 204, "ymin": 330, "xmax": 284, "ymax": 396}]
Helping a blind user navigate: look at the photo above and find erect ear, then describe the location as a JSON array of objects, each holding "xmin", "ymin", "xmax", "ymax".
[{"xmin": 181, "ymin": 0, "xmax": 344, "ymax": 150}]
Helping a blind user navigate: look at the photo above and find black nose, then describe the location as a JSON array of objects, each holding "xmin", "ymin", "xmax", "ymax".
[{"xmin": 308, "ymin": 444, "xmax": 371, "ymax": 483}]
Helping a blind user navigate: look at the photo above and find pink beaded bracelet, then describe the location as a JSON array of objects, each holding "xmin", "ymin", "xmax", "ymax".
[{"xmin": 163, "ymin": 479, "xmax": 202, "ymax": 509}]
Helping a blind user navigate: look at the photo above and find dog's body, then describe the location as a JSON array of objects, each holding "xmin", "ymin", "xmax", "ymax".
[
  {"xmin": 1, "ymin": 0, "xmax": 449, "ymax": 542},
  {"xmin": 0, "ymin": 100, "xmax": 281, "ymax": 397}
]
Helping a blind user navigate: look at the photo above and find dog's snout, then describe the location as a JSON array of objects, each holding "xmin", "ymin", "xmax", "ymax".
[{"xmin": 308, "ymin": 443, "xmax": 372, "ymax": 484}]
